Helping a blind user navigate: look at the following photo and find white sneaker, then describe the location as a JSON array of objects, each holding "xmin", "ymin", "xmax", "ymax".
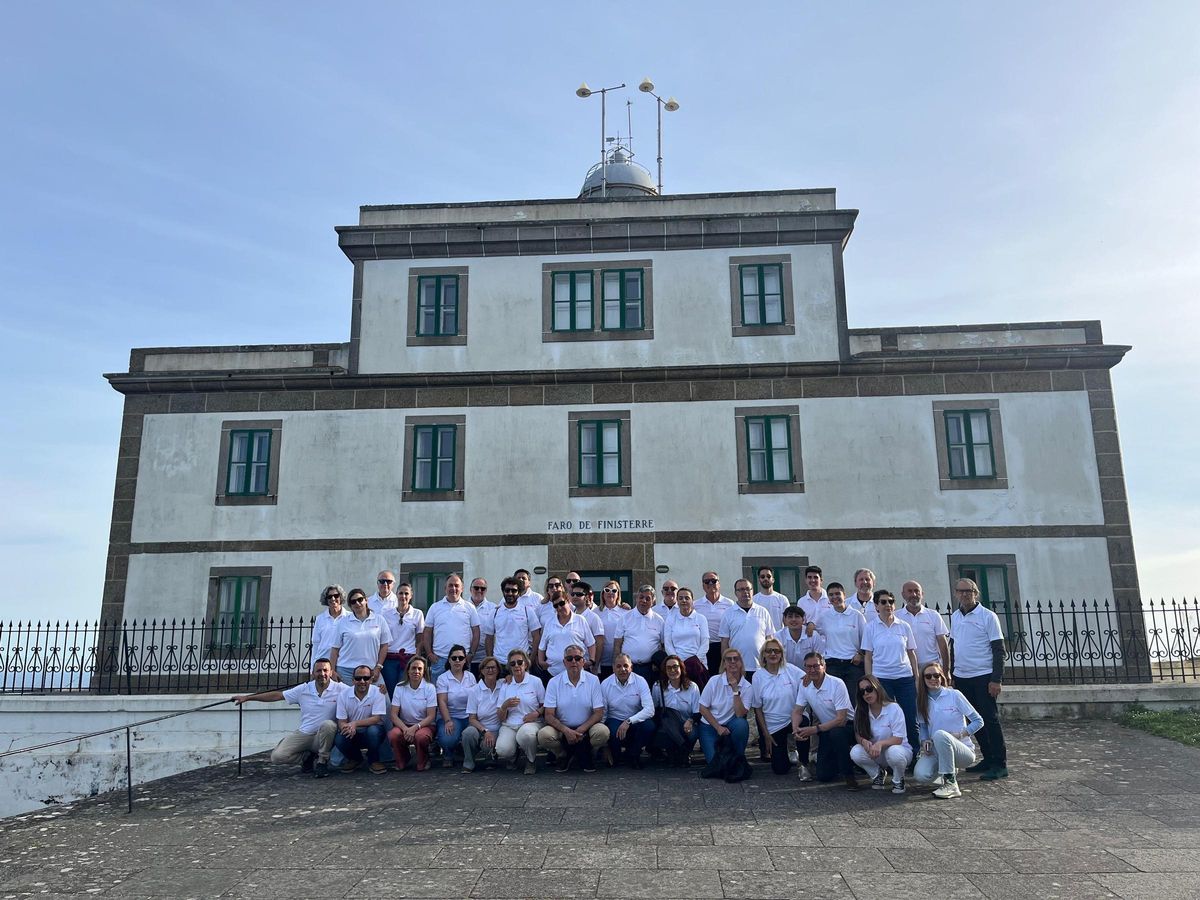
[
  {"xmin": 797, "ymin": 764, "xmax": 813, "ymax": 782},
  {"xmin": 933, "ymin": 780, "xmax": 962, "ymax": 799},
  {"xmin": 931, "ymin": 775, "xmax": 945, "ymax": 787},
  {"xmin": 788, "ymin": 749, "xmax": 800, "ymax": 764}
]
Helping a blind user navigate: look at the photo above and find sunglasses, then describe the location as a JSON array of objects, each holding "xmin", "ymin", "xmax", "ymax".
[
  {"xmin": 509, "ymin": 659, "xmax": 527, "ymax": 666},
  {"xmin": 378, "ymin": 579, "xmax": 393, "ymax": 585},
  {"xmin": 764, "ymin": 648, "xmax": 781, "ymax": 654},
  {"xmin": 326, "ymin": 593, "xmax": 341, "ymax": 600},
  {"xmin": 552, "ymin": 601, "xmax": 567, "ymax": 608},
  {"xmin": 924, "ymin": 672, "xmax": 945, "ymax": 680},
  {"xmin": 603, "ymin": 587, "xmax": 619, "ymax": 593},
  {"xmin": 564, "ymin": 655, "xmax": 584, "ymax": 662},
  {"xmin": 702, "ymin": 578, "xmax": 719, "ymax": 585},
  {"xmin": 449, "ymin": 655, "xmax": 466, "ymax": 662},
  {"xmin": 353, "ymin": 675, "xmax": 373, "ymax": 682},
  {"xmin": 858, "ymin": 686, "xmax": 876, "ymax": 694},
  {"xmin": 471, "ymin": 586, "xmax": 487, "ymax": 591},
  {"xmin": 875, "ymin": 598, "xmax": 896, "ymax": 605},
  {"xmin": 570, "ymin": 592, "xmax": 586, "ymax": 598},
  {"xmin": 350, "ymin": 596, "xmax": 367, "ymax": 603}
]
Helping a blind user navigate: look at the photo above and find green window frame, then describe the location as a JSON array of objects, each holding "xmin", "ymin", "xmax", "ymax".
[
  {"xmin": 412, "ymin": 424, "xmax": 457, "ymax": 491},
  {"xmin": 578, "ymin": 419, "xmax": 622, "ymax": 487},
  {"xmin": 410, "ymin": 571, "xmax": 451, "ymax": 612},
  {"xmin": 214, "ymin": 575, "xmax": 261, "ymax": 649},
  {"xmin": 944, "ymin": 410, "xmax": 996, "ymax": 479},
  {"xmin": 739, "ymin": 263, "xmax": 785, "ymax": 326},
  {"xmin": 551, "ymin": 271, "xmax": 594, "ymax": 332},
  {"xmin": 745, "ymin": 415, "xmax": 793, "ymax": 483},
  {"xmin": 416, "ymin": 274, "xmax": 460, "ymax": 337},
  {"xmin": 226, "ymin": 429, "xmax": 272, "ymax": 496},
  {"xmin": 600, "ymin": 268, "xmax": 644, "ymax": 331}
]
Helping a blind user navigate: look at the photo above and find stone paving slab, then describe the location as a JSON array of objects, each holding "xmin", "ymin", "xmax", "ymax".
[{"xmin": 4, "ymin": 720, "xmax": 1200, "ymax": 899}]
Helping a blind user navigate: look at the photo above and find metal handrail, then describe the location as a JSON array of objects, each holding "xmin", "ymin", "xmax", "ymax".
[{"xmin": 0, "ymin": 691, "xmax": 289, "ymax": 813}]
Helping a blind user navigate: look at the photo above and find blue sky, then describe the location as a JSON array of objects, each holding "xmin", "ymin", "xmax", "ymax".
[{"xmin": 2, "ymin": 2, "xmax": 1197, "ymax": 622}]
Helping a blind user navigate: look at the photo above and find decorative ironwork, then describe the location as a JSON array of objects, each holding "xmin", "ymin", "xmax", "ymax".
[{"xmin": 2, "ymin": 600, "xmax": 1198, "ymax": 694}]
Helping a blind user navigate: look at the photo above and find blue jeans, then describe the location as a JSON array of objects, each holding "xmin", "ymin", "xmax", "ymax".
[
  {"xmin": 333, "ymin": 723, "xmax": 385, "ymax": 764},
  {"xmin": 429, "ymin": 657, "xmax": 448, "ymax": 681},
  {"xmin": 605, "ymin": 717, "xmax": 656, "ymax": 764},
  {"xmin": 436, "ymin": 716, "xmax": 470, "ymax": 754},
  {"xmin": 878, "ymin": 675, "xmax": 919, "ymax": 756},
  {"xmin": 698, "ymin": 716, "xmax": 748, "ymax": 763}
]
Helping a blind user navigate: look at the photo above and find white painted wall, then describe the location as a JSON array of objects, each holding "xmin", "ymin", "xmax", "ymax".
[
  {"xmin": 0, "ymin": 695, "xmax": 294, "ymax": 819},
  {"xmin": 356, "ymin": 244, "xmax": 841, "ymax": 374},
  {"xmin": 129, "ymin": 390, "xmax": 1102, "ymax": 545}
]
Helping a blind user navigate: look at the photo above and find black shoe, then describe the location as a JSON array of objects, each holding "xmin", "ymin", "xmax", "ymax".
[
  {"xmin": 965, "ymin": 760, "xmax": 991, "ymax": 773},
  {"xmin": 313, "ymin": 761, "xmax": 330, "ymax": 778},
  {"xmin": 845, "ymin": 775, "xmax": 860, "ymax": 791},
  {"xmin": 979, "ymin": 766, "xmax": 1009, "ymax": 781},
  {"xmin": 301, "ymin": 752, "xmax": 316, "ymax": 773}
]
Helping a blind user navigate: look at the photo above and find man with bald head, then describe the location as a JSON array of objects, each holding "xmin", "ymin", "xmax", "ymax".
[{"xmin": 896, "ymin": 580, "xmax": 950, "ymax": 671}]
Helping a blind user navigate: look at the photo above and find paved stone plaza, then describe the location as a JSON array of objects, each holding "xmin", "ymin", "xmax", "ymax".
[{"xmin": 2, "ymin": 719, "xmax": 1199, "ymax": 899}]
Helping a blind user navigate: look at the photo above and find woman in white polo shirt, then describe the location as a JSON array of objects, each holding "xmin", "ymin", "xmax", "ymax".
[
  {"xmin": 461, "ymin": 656, "xmax": 504, "ymax": 772},
  {"xmin": 387, "ymin": 656, "xmax": 437, "ymax": 772},
  {"xmin": 311, "ymin": 584, "xmax": 346, "ymax": 665},
  {"xmin": 495, "ymin": 649, "xmax": 545, "ymax": 775},
  {"xmin": 651, "ymin": 654, "xmax": 701, "ymax": 765},
  {"xmin": 860, "ymin": 589, "xmax": 920, "ymax": 756},
  {"xmin": 435, "ymin": 643, "xmax": 477, "ymax": 767},
  {"xmin": 913, "ymin": 661, "xmax": 983, "ymax": 799},
  {"xmin": 849, "ymin": 674, "xmax": 913, "ymax": 794},
  {"xmin": 752, "ymin": 637, "xmax": 805, "ymax": 775},
  {"xmin": 698, "ymin": 648, "xmax": 755, "ymax": 764}
]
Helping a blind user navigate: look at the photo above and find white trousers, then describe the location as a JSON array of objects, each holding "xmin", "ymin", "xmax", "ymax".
[
  {"xmin": 496, "ymin": 722, "xmax": 539, "ymax": 763},
  {"xmin": 850, "ymin": 743, "xmax": 913, "ymax": 782},
  {"xmin": 913, "ymin": 730, "xmax": 977, "ymax": 782}
]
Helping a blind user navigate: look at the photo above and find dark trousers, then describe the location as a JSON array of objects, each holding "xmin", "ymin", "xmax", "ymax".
[
  {"xmin": 606, "ymin": 717, "xmax": 656, "ymax": 764},
  {"xmin": 632, "ymin": 662, "xmax": 656, "ymax": 685},
  {"xmin": 878, "ymin": 675, "xmax": 920, "ymax": 758},
  {"xmin": 706, "ymin": 642, "xmax": 723, "ymax": 677},
  {"xmin": 956, "ymin": 674, "xmax": 1007, "ymax": 767},
  {"xmin": 766, "ymin": 723, "xmax": 810, "ymax": 775},
  {"xmin": 813, "ymin": 722, "xmax": 855, "ymax": 781},
  {"xmin": 824, "ymin": 659, "xmax": 863, "ymax": 695}
]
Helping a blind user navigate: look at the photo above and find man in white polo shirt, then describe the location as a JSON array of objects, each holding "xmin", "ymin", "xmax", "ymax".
[
  {"xmin": 537, "ymin": 644, "xmax": 608, "ymax": 772},
  {"xmin": 486, "ymin": 577, "xmax": 541, "ymax": 668},
  {"xmin": 467, "ymin": 576, "xmax": 498, "ymax": 674},
  {"xmin": 896, "ymin": 580, "xmax": 950, "ymax": 670},
  {"xmin": 753, "ymin": 566, "xmax": 790, "ymax": 630},
  {"xmin": 698, "ymin": 571, "xmax": 734, "ymax": 677},
  {"xmin": 422, "ymin": 573, "xmax": 481, "ymax": 679},
  {"xmin": 611, "ymin": 584, "xmax": 665, "ymax": 683},
  {"xmin": 538, "ymin": 592, "xmax": 597, "ymax": 678},
  {"xmin": 950, "ymin": 578, "xmax": 1008, "ymax": 780},
  {"xmin": 719, "ymin": 579, "xmax": 774, "ymax": 678},
  {"xmin": 601, "ymin": 653, "xmax": 656, "ymax": 768},
  {"xmin": 791, "ymin": 652, "xmax": 857, "ymax": 788},
  {"xmin": 233, "ymin": 658, "xmax": 346, "ymax": 778}
]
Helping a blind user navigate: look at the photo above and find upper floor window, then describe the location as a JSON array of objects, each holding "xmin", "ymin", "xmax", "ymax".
[
  {"xmin": 932, "ymin": 400, "xmax": 1008, "ymax": 491},
  {"xmin": 542, "ymin": 261, "xmax": 654, "ymax": 343},
  {"xmin": 402, "ymin": 415, "xmax": 466, "ymax": 502},
  {"xmin": 602, "ymin": 269, "xmax": 645, "ymax": 331},
  {"xmin": 729, "ymin": 254, "xmax": 795, "ymax": 337},
  {"xmin": 407, "ymin": 266, "xmax": 469, "ymax": 347},
  {"xmin": 551, "ymin": 271, "xmax": 594, "ymax": 332},
  {"xmin": 568, "ymin": 409, "xmax": 632, "ymax": 497},
  {"xmin": 216, "ymin": 419, "xmax": 281, "ymax": 506},
  {"xmin": 734, "ymin": 405, "xmax": 804, "ymax": 494}
]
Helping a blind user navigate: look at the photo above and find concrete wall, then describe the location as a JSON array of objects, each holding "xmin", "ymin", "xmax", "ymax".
[
  {"xmin": 0, "ymin": 695, "xmax": 294, "ymax": 819},
  {"xmin": 356, "ymin": 244, "xmax": 840, "ymax": 374}
]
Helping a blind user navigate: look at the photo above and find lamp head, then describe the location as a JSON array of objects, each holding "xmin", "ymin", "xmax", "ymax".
[
  {"xmin": 576, "ymin": 82, "xmax": 592, "ymax": 98},
  {"xmin": 664, "ymin": 96, "xmax": 680, "ymax": 112},
  {"xmin": 638, "ymin": 77, "xmax": 654, "ymax": 93}
]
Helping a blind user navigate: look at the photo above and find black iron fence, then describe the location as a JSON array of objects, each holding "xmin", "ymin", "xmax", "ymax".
[{"xmin": 1, "ymin": 599, "xmax": 1198, "ymax": 694}]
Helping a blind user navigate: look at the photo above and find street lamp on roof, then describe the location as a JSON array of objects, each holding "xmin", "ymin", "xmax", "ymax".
[
  {"xmin": 576, "ymin": 81, "xmax": 626, "ymax": 198},
  {"xmin": 638, "ymin": 77, "xmax": 680, "ymax": 194}
]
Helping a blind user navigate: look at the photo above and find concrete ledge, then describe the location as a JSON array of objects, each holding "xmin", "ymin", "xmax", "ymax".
[{"xmin": 1000, "ymin": 682, "xmax": 1200, "ymax": 719}]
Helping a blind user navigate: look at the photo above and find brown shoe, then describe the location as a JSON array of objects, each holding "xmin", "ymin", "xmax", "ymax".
[
  {"xmin": 844, "ymin": 775, "xmax": 860, "ymax": 791},
  {"xmin": 340, "ymin": 760, "xmax": 360, "ymax": 773},
  {"xmin": 369, "ymin": 762, "xmax": 386, "ymax": 775}
]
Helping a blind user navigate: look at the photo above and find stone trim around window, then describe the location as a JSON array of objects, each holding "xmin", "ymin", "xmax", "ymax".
[
  {"xmin": 729, "ymin": 253, "xmax": 796, "ymax": 337},
  {"xmin": 932, "ymin": 399, "xmax": 1008, "ymax": 491},
  {"xmin": 215, "ymin": 419, "xmax": 283, "ymax": 506},
  {"xmin": 542, "ymin": 260, "xmax": 654, "ymax": 343},
  {"xmin": 401, "ymin": 414, "xmax": 466, "ymax": 502},
  {"xmin": 567, "ymin": 409, "xmax": 632, "ymax": 497},
  {"xmin": 734, "ymin": 405, "xmax": 804, "ymax": 494},
  {"xmin": 406, "ymin": 266, "xmax": 469, "ymax": 347},
  {"xmin": 741, "ymin": 556, "xmax": 810, "ymax": 598},
  {"xmin": 946, "ymin": 553, "xmax": 1022, "ymax": 636},
  {"xmin": 205, "ymin": 566, "xmax": 273, "ymax": 658}
]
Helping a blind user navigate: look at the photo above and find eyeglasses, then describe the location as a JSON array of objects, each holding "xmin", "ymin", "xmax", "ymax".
[
  {"xmin": 662, "ymin": 586, "xmax": 677, "ymax": 592},
  {"xmin": 702, "ymin": 578, "xmax": 719, "ymax": 585},
  {"xmin": 471, "ymin": 586, "xmax": 487, "ymax": 592},
  {"xmin": 350, "ymin": 596, "xmax": 367, "ymax": 603},
  {"xmin": 875, "ymin": 598, "xmax": 895, "ymax": 605},
  {"xmin": 956, "ymin": 589, "xmax": 977, "ymax": 595},
  {"xmin": 603, "ymin": 587, "xmax": 619, "ymax": 594},
  {"xmin": 509, "ymin": 659, "xmax": 527, "ymax": 666},
  {"xmin": 764, "ymin": 648, "xmax": 781, "ymax": 654},
  {"xmin": 378, "ymin": 579, "xmax": 393, "ymax": 585},
  {"xmin": 502, "ymin": 588, "xmax": 519, "ymax": 594},
  {"xmin": 547, "ymin": 582, "xmax": 562, "ymax": 589},
  {"xmin": 564, "ymin": 655, "xmax": 584, "ymax": 662},
  {"xmin": 353, "ymin": 675, "xmax": 373, "ymax": 682},
  {"xmin": 553, "ymin": 601, "xmax": 567, "ymax": 609},
  {"xmin": 566, "ymin": 578, "xmax": 579, "ymax": 584},
  {"xmin": 449, "ymin": 655, "xmax": 466, "ymax": 662},
  {"xmin": 924, "ymin": 672, "xmax": 945, "ymax": 680},
  {"xmin": 326, "ymin": 593, "xmax": 341, "ymax": 600},
  {"xmin": 570, "ymin": 592, "xmax": 586, "ymax": 598},
  {"xmin": 723, "ymin": 656, "xmax": 741, "ymax": 663}
]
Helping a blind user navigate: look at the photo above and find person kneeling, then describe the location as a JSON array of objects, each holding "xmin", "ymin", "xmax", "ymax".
[{"xmin": 537, "ymin": 644, "xmax": 609, "ymax": 773}]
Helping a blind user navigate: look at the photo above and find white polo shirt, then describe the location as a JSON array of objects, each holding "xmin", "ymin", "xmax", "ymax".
[
  {"xmin": 600, "ymin": 672, "xmax": 655, "ymax": 724},
  {"xmin": 896, "ymin": 605, "xmax": 949, "ymax": 665},
  {"xmin": 917, "ymin": 686, "xmax": 982, "ymax": 741},
  {"xmin": 863, "ymin": 701, "xmax": 912, "ymax": 753},
  {"xmin": 489, "ymin": 601, "xmax": 538, "ymax": 663},
  {"xmin": 282, "ymin": 680, "xmax": 346, "ymax": 734},
  {"xmin": 596, "ymin": 605, "xmax": 628, "ymax": 665},
  {"xmin": 795, "ymin": 674, "xmax": 854, "ymax": 724},
  {"xmin": 544, "ymin": 670, "xmax": 604, "ymax": 729},
  {"xmin": 617, "ymin": 608, "xmax": 665, "ymax": 663},
  {"xmin": 697, "ymin": 595, "xmax": 735, "ymax": 639},
  {"xmin": 466, "ymin": 680, "xmax": 504, "ymax": 732},
  {"xmin": 389, "ymin": 680, "xmax": 437, "ymax": 726},
  {"xmin": 332, "ymin": 612, "xmax": 393, "ymax": 670},
  {"xmin": 336, "ymin": 686, "xmax": 387, "ymax": 724},
  {"xmin": 435, "ymin": 669, "xmax": 477, "ymax": 719},
  {"xmin": 664, "ymin": 610, "xmax": 710, "ymax": 659},
  {"xmin": 753, "ymin": 592, "xmax": 790, "ymax": 630},
  {"xmin": 539, "ymin": 613, "xmax": 597, "ymax": 676},
  {"xmin": 380, "ymin": 605, "xmax": 424, "ymax": 655},
  {"xmin": 753, "ymin": 663, "xmax": 805, "ymax": 733},
  {"xmin": 814, "ymin": 606, "xmax": 865, "ymax": 660},
  {"xmin": 861, "ymin": 618, "xmax": 917, "ymax": 679},
  {"xmin": 798, "ymin": 591, "xmax": 831, "ymax": 624},
  {"xmin": 950, "ymin": 603, "xmax": 1004, "ymax": 679},
  {"xmin": 718, "ymin": 603, "xmax": 775, "ymax": 672},
  {"xmin": 577, "ymin": 606, "xmax": 605, "ymax": 647},
  {"xmin": 850, "ymin": 594, "xmax": 880, "ymax": 623},
  {"xmin": 653, "ymin": 681, "xmax": 701, "ymax": 717},
  {"xmin": 497, "ymin": 675, "xmax": 544, "ymax": 727},
  {"xmin": 699, "ymin": 675, "xmax": 755, "ymax": 723},
  {"xmin": 469, "ymin": 599, "xmax": 498, "ymax": 664},
  {"xmin": 311, "ymin": 610, "xmax": 345, "ymax": 664},
  {"xmin": 424, "ymin": 598, "xmax": 480, "ymax": 657},
  {"xmin": 775, "ymin": 627, "xmax": 824, "ymax": 669}
]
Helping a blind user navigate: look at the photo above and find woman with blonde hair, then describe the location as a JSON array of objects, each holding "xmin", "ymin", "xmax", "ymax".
[
  {"xmin": 914, "ymin": 660, "xmax": 983, "ymax": 799},
  {"xmin": 387, "ymin": 655, "xmax": 436, "ymax": 771},
  {"xmin": 752, "ymin": 637, "xmax": 805, "ymax": 775}
]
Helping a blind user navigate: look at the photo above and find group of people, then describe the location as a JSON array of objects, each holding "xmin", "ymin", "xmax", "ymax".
[{"xmin": 234, "ymin": 565, "xmax": 1009, "ymax": 799}]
